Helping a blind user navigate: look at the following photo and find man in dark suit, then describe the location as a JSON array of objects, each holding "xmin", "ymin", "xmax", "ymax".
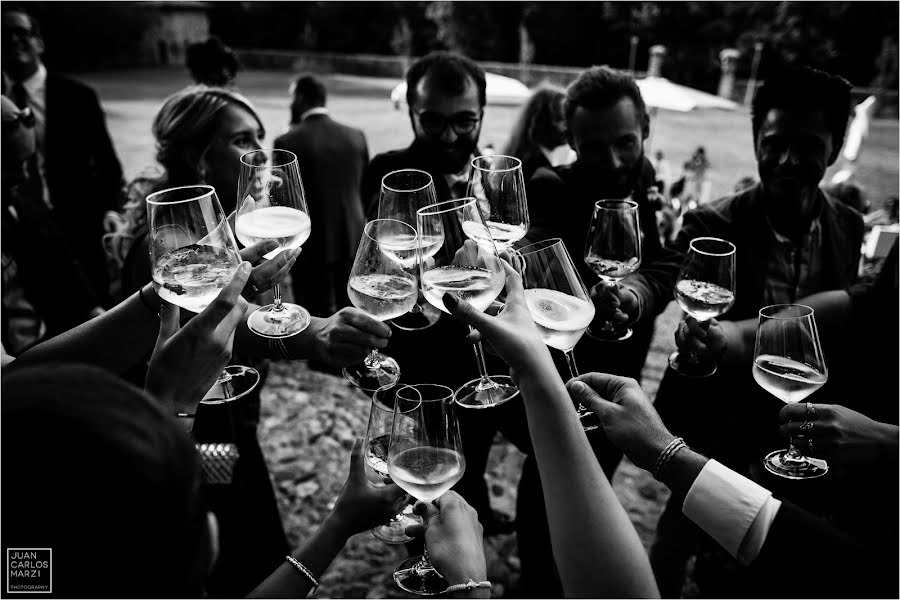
[
  {"xmin": 2, "ymin": 10, "xmax": 124, "ymax": 307},
  {"xmin": 275, "ymin": 74, "xmax": 368, "ymax": 317},
  {"xmin": 361, "ymin": 51, "xmax": 527, "ymax": 537},
  {"xmin": 649, "ymin": 65, "xmax": 866, "ymax": 597},
  {"xmin": 519, "ymin": 66, "xmax": 682, "ymax": 597}
]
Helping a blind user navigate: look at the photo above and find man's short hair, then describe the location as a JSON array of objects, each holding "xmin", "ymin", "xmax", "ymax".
[
  {"xmin": 405, "ymin": 51, "xmax": 486, "ymax": 108},
  {"xmin": 563, "ymin": 66, "xmax": 649, "ymax": 138},
  {"xmin": 751, "ymin": 65, "xmax": 852, "ymax": 163},
  {"xmin": 2, "ymin": 9, "xmax": 41, "ymax": 38},
  {"xmin": 292, "ymin": 74, "xmax": 327, "ymax": 107}
]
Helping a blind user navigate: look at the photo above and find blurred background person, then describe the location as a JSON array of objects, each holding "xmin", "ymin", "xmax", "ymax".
[
  {"xmin": 503, "ymin": 82, "xmax": 574, "ymax": 182},
  {"xmin": 186, "ymin": 36, "xmax": 239, "ymax": 87},
  {"xmin": 1, "ymin": 9, "xmax": 123, "ymax": 308},
  {"xmin": 1, "ymin": 95, "xmax": 102, "ymax": 356},
  {"xmin": 276, "ymin": 74, "xmax": 368, "ymax": 318}
]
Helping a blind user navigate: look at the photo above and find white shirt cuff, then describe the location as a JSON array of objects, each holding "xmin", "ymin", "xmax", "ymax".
[{"xmin": 682, "ymin": 459, "xmax": 781, "ymax": 565}]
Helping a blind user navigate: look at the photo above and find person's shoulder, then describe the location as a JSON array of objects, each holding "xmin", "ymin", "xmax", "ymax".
[
  {"xmin": 529, "ymin": 164, "xmax": 566, "ymax": 186},
  {"xmin": 368, "ymin": 146, "xmax": 414, "ymax": 171},
  {"xmin": 47, "ymin": 73, "xmax": 97, "ymax": 100},
  {"xmin": 821, "ymin": 189, "xmax": 865, "ymax": 228},
  {"xmin": 683, "ymin": 184, "xmax": 759, "ymax": 228}
]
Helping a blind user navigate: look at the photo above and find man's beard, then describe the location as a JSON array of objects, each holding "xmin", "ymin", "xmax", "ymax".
[
  {"xmin": 575, "ymin": 154, "xmax": 645, "ymax": 200},
  {"xmin": 414, "ymin": 137, "xmax": 479, "ymax": 175}
]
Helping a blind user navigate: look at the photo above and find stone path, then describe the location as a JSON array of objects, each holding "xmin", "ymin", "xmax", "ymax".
[{"xmin": 258, "ymin": 302, "xmax": 682, "ymax": 598}]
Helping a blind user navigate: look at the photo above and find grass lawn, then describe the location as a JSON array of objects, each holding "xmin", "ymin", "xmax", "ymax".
[{"xmin": 83, "ymin": 67, "xmax": 898, "ymax": 209}]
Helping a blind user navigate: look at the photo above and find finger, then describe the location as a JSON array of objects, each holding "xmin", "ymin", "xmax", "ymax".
[
  {"xmin": 778, "ymin": 402, "xmax": 811, "ymax": 424},
  {"xmin": 685, "ymin": 317, "xmax": 707, "ymax": 340},
  {"xmin": 240, "ymin": 240, "xmax": 280, "ymax": 264},
  {"xmin": 331, "ymin": 328, "xmax": 389, "ymax": 350},
  {"xmin": 348, "ymin": 437, "xmax": 365, "ymax": 480},
  {"xmin": 465, "ymin": 329, "xmax": 483, "ymax": 345},
  {"xmin": 432, "ymin": 490, "xmax": 466, "ymax": 511},
  {"xmin": 572, "ymin": 372, "xmax": 640, "ymax": 403},
  {"xmin": 339, "ymin": 309, "xmax": 392, "ymax": 338},
  {"xmin": 216, "ymin": 296, "xmax": 250, "ymax": 339},
  {"xmin": 442, "ymin": 292, "xmax": 496, "ymax": 334},
  {"xmin": 501, "ymin": 263, "xmax": 526, "ymax": 306},
  {"xmin": 193, "ymin": 262, "xmax": 252, "ymax": 329},
  {"xmin": 413, "ymin": 500, "xmax": 440, "ymax": 525},
  {"xmin": 404, "ymin": 523, "xmax": 425, "ymax": 539},
  {"xmin": 157, "ymin": 300, "xmax": 180, "ymax": 341}
]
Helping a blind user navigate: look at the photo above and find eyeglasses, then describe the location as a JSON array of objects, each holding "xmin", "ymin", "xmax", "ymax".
[
  {"xmin": 4, "ymin": 26, "xmax": 36, "ymax": 39},
  {"xmin": 415, "ymin": 110, "xmax": 481, "ymax": 137},
  {"xmin": 2, "ymin": 106, "xmax": 36, "ymax": 130}
]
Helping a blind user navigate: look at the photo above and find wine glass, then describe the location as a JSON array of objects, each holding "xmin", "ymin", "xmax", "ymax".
[
  {"xmin": 146, "ymin": 184, "xmax": 260, "ymax": 403},
  {"xmin": 235, "ymin": 149, "xmax": 312, "ymax": 339},
  {"xmin": 583, "ymin": 199, "xmax": 642, "ymax": 341},
  {"xmin": 388, "ymin": 384, "xmax": 466, "ymax": 595},
  {"xmin": 517, "ymin": 238, "xmax": 599, "ymax": 430},
  {"xmin": 363, "ymin": 385, "xmax": 420, "ymax": 544},
  {"xmin": 343, "ymin": 219, "xmax": 419, "ymax": 391},
  {"xmin": 416, "ymin": 197, "xmax": 519, "ymax": 409},
  {"xmin": 377, "ymin": 169, "xmax": 444, "ymax": 331},
  {"xmin": 753, "ymin": 304, "xmax": 829, "ymax": 480},
  {"xmin": 465, "ymin": 154, "xmax": 530, "ymax": 251},
  {"xmin": 668, "ymin": 237, "xmax": 737, "ymax": 378}
]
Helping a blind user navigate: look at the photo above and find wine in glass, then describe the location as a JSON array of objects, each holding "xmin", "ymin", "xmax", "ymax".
[
  {"xmin": 388, "ymin": 384, "xmax": 466, "ymax": 595},
  {"xmin": 464, "ymin": 155, "xmax": 530, "ymax": 251},
  {"xmin": 343, "ymin": 219, "xmax": 419, "ymax": 391},
  {"xmin": 668, "ymin": 237, "xmax": 736, "ymax": 377},
  {"xmin": 518, "ymin": 238, "xmax": 599, "ymax": 430},
  {"xmin": 584, "ymin": 199, "xmax": 642, "ymax": 341},
  {"xmin": 417, "ymin": 197, "xmax": 519, "ymax": 409},
  {"xmin": 147, "ymin": 184, "xmax": 260, "ymax": 402},
  {"xmin": 363, "ymin": 385, "xmax": 420, "ymax": 544},
  {"xmin": 235, "ymin": 149, "xmax": 312, "ymax": 339},
  {"xmin": 753, "ymin": 304, "xmax": 829, "ymax": 479},
  {"xmin": 377, "ymin": 169, "xmax": 444, "ymax": 331}
]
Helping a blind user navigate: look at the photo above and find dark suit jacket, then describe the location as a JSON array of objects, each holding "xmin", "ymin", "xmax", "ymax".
[
  {"xmin": 524, "ymin": 158, "xmax": 683, "ymax": 380},
  {"xmin": 44, "ymin": 74, "xmax": 123, "ymax": 305},
  {"xmin": 275, "ymin": 113, "xmax": 368, "ymax": 266}
]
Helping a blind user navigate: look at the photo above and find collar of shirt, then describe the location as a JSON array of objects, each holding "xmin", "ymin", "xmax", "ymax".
[
  {"xmin": 443, "ymin": 160, "xmax": 474, "ymax": 197},
  {"xmin": 300, "ymin": 106, "xmax": 329, "ymax": 121},
  {"xmin": 767, "ymin": 211, "xmax": 822, "ymax": 247}
]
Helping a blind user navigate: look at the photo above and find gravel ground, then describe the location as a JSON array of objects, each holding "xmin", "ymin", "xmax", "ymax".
[{"xmin": 258, "ymin": 302, "xmax": 682, "ymax": 598}]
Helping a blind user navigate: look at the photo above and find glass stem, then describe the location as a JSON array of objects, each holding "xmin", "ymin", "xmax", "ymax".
[
  {"xmin": 418, "ymin": 547, "xmax": 434, "ymax": 572},
  {"xmin": 364, "ymin": 349, "xmax": 380, "ymax": 370},
  {"xmin": 564, "ymin": 350, "xmax": 580, "ymax": 379},
  {"xmin": 785, "ymin": 436, "xmax": 803, "ymax": 461},
  {"xmin": 272, "ymin": 283, "xmax": 284, "ymax": 311},
  {"xmin": 470, "ymin": 327, "xmax": 492, "ymax": 383}
]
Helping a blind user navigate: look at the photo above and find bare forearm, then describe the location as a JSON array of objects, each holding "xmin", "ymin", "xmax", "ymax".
[
  {"xmin": 518, "ymin": 366, "xmax": 658, "ymax": 598},
  {"xmin": 248, "ymin": 513, "xmax": 351, "ymax": 598},
  {"xmin": 13, "ymin": 284, "xmax": 160, "ymax": 372}
]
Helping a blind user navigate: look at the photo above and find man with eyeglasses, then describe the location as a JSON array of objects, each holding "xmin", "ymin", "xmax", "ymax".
[
  {"xmin": 1, "ymin": 95, "xmax": 103, "ymax": 358},
  {"xmin": 2, "ymin": 10, "xmax": 123, "ymax": 308},
  {"xmin": 360, "ymin": 51, "xmax": 527, "ymax": 538}
]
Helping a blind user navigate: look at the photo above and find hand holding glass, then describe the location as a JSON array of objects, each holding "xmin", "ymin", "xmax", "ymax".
[
  {"xmin": 517, "ymin": 238, "xmax": 599, "ymax": 430},
  {"xmin": 388, "ymin": 384, "xmax": 466, "ymax": 595},
  {"xmin": 343, "ymin": 219, "xmax": 419, "ymax": 391},
  {"xmin": 417, "ymin": 198, "xmax": 519, "ymax": 409},
  {"xmin": 584, "ymin": 199, "xmax": 642, "ymax": 341},
  {"xmin": 147, "ymin": 184, "xmax": 260, "ymax": 403},
  {"xmin": 235, "ymin": 149, "xmax": 311, "ymax": 338},
  {"xmin": 668, "ymin": 237, "xmax": 736, "ymax": 377},
  {"xmin": 753, "ymin": 304, "xmax": 829, "ymax": 480}
]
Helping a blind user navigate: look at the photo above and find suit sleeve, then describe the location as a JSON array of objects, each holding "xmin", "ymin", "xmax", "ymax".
[
  {"xmin": 749, "ymin": 499, "xmax": 896, "ymax": 598},
  {"xmin": 360, "ymin": 156, "xmax": 383, "ymax": 221},
  {"xmin": 84, "ymin": 86, "xmax": 124, "ymax": 212}
]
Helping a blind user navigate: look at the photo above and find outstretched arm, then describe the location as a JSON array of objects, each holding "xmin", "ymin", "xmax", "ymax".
[{"xmin": 444, "ymin": 266, "xmax": 658, "ymax": 598}]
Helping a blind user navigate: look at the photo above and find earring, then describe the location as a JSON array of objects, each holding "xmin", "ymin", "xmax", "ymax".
[{"xmin": 199, "ymin": 167, "xmax": 207, "ymax": 182}]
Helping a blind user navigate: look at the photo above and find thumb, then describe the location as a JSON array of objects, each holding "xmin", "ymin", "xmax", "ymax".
[
  {"xmin": 443, "ymin": 292, "xmax": 495, "ymax": 333},
  {"xmin": 157, "ymin": 301, "xmax": 180, "ymax": 342},
  {"xmin": 567, "ymin": 379, "xmax": 616, "ymax": 421},
  {"xmin": 348, "ymin": 437, "xmax": 365, "ymax": 481},
  {"xmin": 413, "ymin": 500, "xmax": 440, "ymax": 528}
]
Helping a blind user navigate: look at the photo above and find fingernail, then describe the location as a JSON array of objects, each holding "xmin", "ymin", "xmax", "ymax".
[
  {"xmin": 293, "ymin": 247, "xmax": 302, "ymax": 258},
  {"xmin": 571, "ymin": 381, "xmax": 587, "ymax": 394},
  {"xmin": 442, "ymin": 292, "xmax": 459, "ymax": 309},
  {"xmin": 265, "ymin": 241, "xmax": 279, "ymax": 251},
  {"xmin": 241, "ymin": 261, "xmax": 252, "ymax": 274}
]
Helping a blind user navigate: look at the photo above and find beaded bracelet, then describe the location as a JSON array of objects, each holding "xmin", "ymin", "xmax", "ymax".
[
  {"xmin": 285, "ymin": 555, "xmax": 318, "ymax": 594},
  {"xmin": 652, "ymin": 437, "xmax": 687, "ymax": 481},
  {"xmin": 445, "ymin": 579, "xmax": 491, "ymax": 594}
]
